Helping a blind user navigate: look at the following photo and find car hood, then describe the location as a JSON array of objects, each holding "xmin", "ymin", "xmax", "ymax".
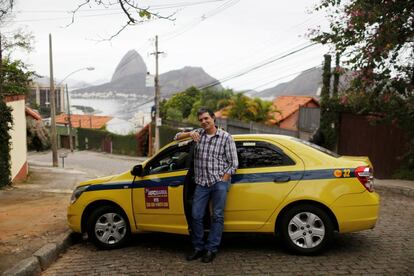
[{"xmin": 79, "ymin": 174, "xmax": 119, "ymax": 186}]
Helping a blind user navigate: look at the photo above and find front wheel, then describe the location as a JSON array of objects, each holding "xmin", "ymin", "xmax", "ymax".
[
  {"xmin": 280, "ymin": 204, "xmax": 334, "ymax": 255},
  {"xmin": 87, "ymin": 205, "xmax": 130, "ymax": 249}
]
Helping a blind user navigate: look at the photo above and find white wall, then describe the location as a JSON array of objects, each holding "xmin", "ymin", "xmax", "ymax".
[{"xmin": 7, "ymin": 98, "xmax": 28, "ymax": 180}]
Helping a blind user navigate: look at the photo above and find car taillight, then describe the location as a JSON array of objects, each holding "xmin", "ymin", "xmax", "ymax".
[{"xmin": 355, "ymin": 166, "xmax": 374, "ymax": 192}]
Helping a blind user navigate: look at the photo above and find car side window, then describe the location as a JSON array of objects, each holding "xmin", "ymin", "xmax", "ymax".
[
  {"xmin": 236, "ymin": 141, "xmax": 295, "ymax": 169},
  {"xmin": 146, "ymin": 145, "xmax": 190, "ymax": 175}
]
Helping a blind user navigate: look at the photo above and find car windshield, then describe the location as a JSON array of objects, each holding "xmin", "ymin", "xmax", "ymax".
[{"xmin": 290, "ymin": 137, "xmax": 341, "ymax": 158}]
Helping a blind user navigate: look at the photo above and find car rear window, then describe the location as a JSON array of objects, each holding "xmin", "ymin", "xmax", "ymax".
[{"xmin": 290, "ymin": 137, "xmax": 341, "ymax": 158}]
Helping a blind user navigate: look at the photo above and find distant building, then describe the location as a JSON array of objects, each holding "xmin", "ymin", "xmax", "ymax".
[
  {"xmin": 28, "ymin": 78, "xmax": 66, "ymax": 115},
  {"xmin": 269, "ymin": 96, "xmax": 320, "ymax": 131},
  {"xmin": 55, "ymin": 114, "xmax": 113, "ymax": 149}
]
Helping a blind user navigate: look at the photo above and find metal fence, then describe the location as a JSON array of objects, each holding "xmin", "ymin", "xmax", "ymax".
[
  {"xmin": 298, "ymin": 107, "xmax": 320, "ymax": 132},
  {"xmin": 215, "ymin": 118, "xmax": 298, "ymax": 137}
]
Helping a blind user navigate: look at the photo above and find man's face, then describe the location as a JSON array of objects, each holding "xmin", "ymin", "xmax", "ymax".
[{"xmin": 198, "ymin": 112, "xmax": 215, "ymax": 131}]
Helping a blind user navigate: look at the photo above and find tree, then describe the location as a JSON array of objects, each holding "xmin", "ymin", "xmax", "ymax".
[
  {"xmin": 0, "ymin": 88, "xmax": 13, "ymax": 187},
  {"xmin": 311, "ymin": 0, "xmax": 414, "ymax": 91},
  {"xmin": 163, "ymin": 86, "xmax": 200, "ymax": 120},
  {"xmin": 188, "ymin": 88, "xmax": 233, "ymax": 122},
  {"xmin": 227, "ymin": 93, "xmax": 274, "ymax": 123},
  {"xmin": 1, "ymin": 58, "xmax": 34, "ymax": 95},
  {"xmin": 311, "ymin": 0, "xmax": 414, "ymax": 177},
  {"xmin": 69, "ymin": 0, "xmax": 174, "ymax": 39},
  {"xmin": 0, "ymin": 29, "xmax": 34, "ymax": 187},
  {"xmin": 0, "ymin": 0, "xmax": 13, "ymax": 22}
]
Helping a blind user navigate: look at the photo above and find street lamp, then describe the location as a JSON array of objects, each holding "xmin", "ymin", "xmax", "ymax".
[{"xmin": 58, "ymin": 67, "xmax": 95, "ymax": 153}]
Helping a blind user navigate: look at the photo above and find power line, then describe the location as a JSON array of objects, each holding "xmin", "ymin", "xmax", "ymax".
[
  {"xmin": 198, "ymin": 43, "xmax": 317, "ymax": 89},
  {"xmin": 90, "ymin": 0, "xmax": 239, "ymax": 79},
  {"xmin": 161, "ymin": 0, "xmax": 240, "ymax": 42},
  {"xmin": 10, "ymin": 0, "xmax": 227, "ymax": 23},
  {"xmin": 249, "ymin": 65, "xmax": 320, "ymax": 92}
]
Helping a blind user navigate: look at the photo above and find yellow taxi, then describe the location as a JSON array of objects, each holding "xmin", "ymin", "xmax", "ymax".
[{"xmin": 67, "ymin": 134, "xmax": 380, "ymax": 255}]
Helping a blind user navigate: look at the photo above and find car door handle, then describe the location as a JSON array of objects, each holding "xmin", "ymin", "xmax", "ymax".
[
  {"xmin": 273, "ymin": 175, "xmax": 290, "ymax": 183},
  {"xmin": 169, "ymin": 181, "xmax": 182, "ymax": 187}
]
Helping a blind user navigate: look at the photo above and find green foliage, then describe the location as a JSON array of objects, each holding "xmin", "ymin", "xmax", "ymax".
[
  {"xmin": 310, "ymin": 0, "xmax": 414, "ymax": 92},
  {"xmin": 318, "ymin": 54, "xmax": 338, "ymax": 150},
  {"xmin": 166, "ymin": 107, "xmax": 183, "ymax": 121},
  {"xmin": 1, "ymin": 58, "xmax": 34, "ymax": 96},
  {"xmin": 77, "ymin": 128, "xmax": 139, "ymax": 156},
  {"xmin": 1, "ymin": 29, "xmax": 34, "ymax": 53},
  {"xmin": 163, "ymin": 86, "xmax": 200, "ymax": 120},
  {"xmin": 161, "ymin": 86, "xmax": 274, "ymax": 125},
  {"xmin": 312, "ymin": 0, "xmax": 414, "ymax": 178},
  {"xmin": 227, "ymin": 93, "xmax": 274, "ymax": 123},
  {"xmin": 0, "ymin": 95, "xmax": 13, "ymax": 187},
  {"xmin": 0, "ymin": 6, "xmax": 34, "ymax": 187}
]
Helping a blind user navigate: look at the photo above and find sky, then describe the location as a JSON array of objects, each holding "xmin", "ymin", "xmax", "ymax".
[{"xmin": 4, "ymin": 0, "xmax": 330, "ymax": 92}]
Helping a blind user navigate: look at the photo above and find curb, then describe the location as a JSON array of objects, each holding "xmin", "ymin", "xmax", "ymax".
[
  {"xmin": 2, "ymin": 231, "xmax": 80, "ymax": 276},
  {"xmin": 375, "ymin": 184, "xmax": 414, "ymax": 197}
]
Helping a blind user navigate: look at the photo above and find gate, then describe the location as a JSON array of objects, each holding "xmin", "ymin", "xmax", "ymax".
[{"xmin": 338, "ymin": 113, "xmax": 409, "ymax": 179}]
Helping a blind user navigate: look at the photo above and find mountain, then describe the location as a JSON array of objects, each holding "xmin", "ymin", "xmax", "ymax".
[
  {"xmin": 72, "ymin": 50, "xmax": 221, "ymax": 98},
  {"xmin": 160, "ymin": 66, "xmax": 221, "ymax": 97},
  {"xmin": 253, "ymin": 67, "xmax": 352, "ymax": 100}
]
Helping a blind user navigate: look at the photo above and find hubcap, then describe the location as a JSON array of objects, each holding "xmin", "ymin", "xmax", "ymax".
[
  {"xmin": 95, "ymin": 212, "xmax": 126, "ymax": 245},
  {"xmin": 288, "ymin": 212, "xmax": 325, "ymax": 249}
]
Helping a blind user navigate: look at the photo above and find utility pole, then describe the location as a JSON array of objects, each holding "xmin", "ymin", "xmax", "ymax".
[
  {"xmin": 151, "ymin": 35, "xmax": 164, "ymax": 153},
  {"xmin": 0, "ymin": 33, "xmax": 3, "ymax": 96},
  {"xmin": 65, "ymin": 84, "xmax": 73, "ymax": 152},
  {"xmin": 49, "ymin": 34, "xmax": 58, "ymax": 167}
]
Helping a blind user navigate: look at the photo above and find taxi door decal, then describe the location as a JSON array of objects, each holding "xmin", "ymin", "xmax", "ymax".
[{"xmin": 144, "ymin": 186, "xmax": 169, "ymax": 209}]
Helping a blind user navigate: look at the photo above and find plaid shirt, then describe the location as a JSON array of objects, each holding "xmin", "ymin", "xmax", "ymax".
[{"xmin": 174, "ymin": 128, "xmax": 238, "ymax": 187}]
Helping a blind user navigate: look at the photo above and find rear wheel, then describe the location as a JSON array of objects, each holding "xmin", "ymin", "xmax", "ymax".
[
  {"xmin": 280, "ymin": 204, "xmax": 333, "ymax": 255},
  {"xmin": 87, "ymin": 205, "xmax": 130, "ymax": 249}
]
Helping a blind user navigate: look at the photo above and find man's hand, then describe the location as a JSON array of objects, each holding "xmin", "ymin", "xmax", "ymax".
[
  {"xmin": 190, "ymin": 131, "xmax": 201, "ymax": 142},
  {"xmin": 222, "ymin": 173, "xmax": 231, "ymax": 181}
]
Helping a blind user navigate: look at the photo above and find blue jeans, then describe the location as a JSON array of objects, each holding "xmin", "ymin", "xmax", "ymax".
[{"xmin": 191, "ymin": 181, "xmax": 229, "ymax": 253}]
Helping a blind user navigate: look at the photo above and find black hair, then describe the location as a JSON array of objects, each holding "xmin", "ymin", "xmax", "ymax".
[{"xmin": 197, "ymin": 107, "xmax": 215, "ymax": 120}]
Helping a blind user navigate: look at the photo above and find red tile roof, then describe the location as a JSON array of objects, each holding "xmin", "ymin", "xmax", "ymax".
[
  {"xmin": 25, "ymin": 107, "xmax": 42, "ymax": 121},
  {"xmin": 55, "ymin": 114, "xmax": 112, "ymax": 129},
  {"xmin": 269, "ymin": 96, "xmax": 319, "ymax": 124}
]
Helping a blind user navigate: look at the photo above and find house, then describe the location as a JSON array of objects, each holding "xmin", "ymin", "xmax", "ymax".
[
  {"xmin": 55, "ymin": 114, "xmax": 113, "ymax": 149},
  {"xmin": 269, "ymin": 96, "xmax": 320, "ymax": 131},
  {"xmin": 4, "ymin": 95, "xmax": 28, "ymax": 182}
]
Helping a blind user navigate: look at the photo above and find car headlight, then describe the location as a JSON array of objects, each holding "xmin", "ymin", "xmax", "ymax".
[{"xmin": 70, "ymin": 185, "xmax": 90, "ymax": 204}]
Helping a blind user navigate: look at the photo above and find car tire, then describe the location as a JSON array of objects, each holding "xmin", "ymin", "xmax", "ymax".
[
  {"xmin": 87, "ymin": 205, "xmax": 130, "ymax": 249},
  {"xmin": 280, "ymin": 204, "xmax": 333, "ymax": 255}
]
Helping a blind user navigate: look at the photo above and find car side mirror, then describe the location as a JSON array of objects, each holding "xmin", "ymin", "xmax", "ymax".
[{"xmin": 131, "ymin": 164, "xmax": 143, "ymax": 176}]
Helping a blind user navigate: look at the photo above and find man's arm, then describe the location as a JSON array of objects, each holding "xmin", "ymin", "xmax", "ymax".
[
  {"xmin": 174, "ymin": 129, "xmax": 202, "ymax": 141},
  {"xmin": 223, "ymin": 135, "xmax": 239, "ymax": 180}
]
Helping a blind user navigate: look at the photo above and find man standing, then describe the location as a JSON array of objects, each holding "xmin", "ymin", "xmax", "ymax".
[{"xmin": 174, "ymin": 107, "xmax": 238, "ymax": 263}]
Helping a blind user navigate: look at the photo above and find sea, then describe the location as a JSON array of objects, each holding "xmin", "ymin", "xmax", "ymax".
[{"xmin": 69, "ymin": 98, "xmax": 153, "ymax": 134}]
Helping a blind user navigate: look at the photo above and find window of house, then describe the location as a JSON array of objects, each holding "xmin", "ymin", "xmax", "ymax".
[{"xmin": 236, "ymin": 141, "xmax": 295, "ymax": 169}]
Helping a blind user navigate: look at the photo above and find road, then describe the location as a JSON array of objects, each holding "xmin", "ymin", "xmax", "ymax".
[
  {"xmin": 28, "ymin": 150, "xmax": 144, "ymax": 178},
  {"xmin": 42, "ymin": 189, "xmax": 413, "ymax": 275}
]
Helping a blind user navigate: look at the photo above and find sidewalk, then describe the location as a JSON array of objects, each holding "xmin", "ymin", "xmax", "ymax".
[
  {"xmin": 1, "ymin": 150, "xmax": 143, "ymax": 275},
  {"xmin": 374, "ymin": 178, "xmax": 414, "ymax": 197},
  {"xmin": 0, "ymin": 165, "xmax": 89, "ymax": 274}
]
